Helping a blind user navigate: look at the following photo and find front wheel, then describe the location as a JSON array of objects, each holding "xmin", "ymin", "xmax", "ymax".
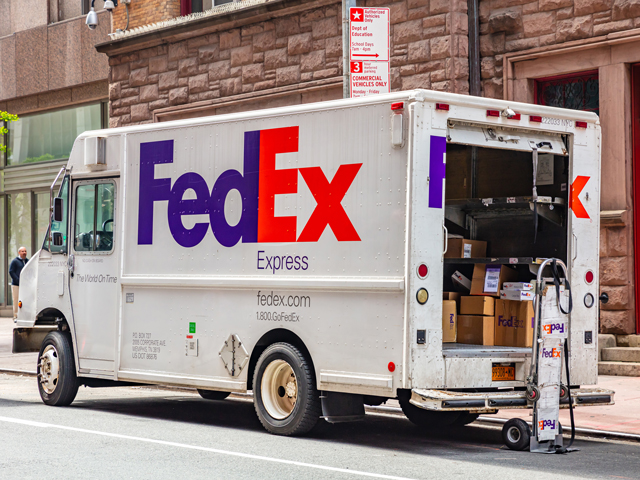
[
  {"xmin": 253, "ymin": 342, "xmax": 320, "ymax": 436},
  {"xmin": 37, "ymin": 331, "xmax": 78, "ymax": 406}
]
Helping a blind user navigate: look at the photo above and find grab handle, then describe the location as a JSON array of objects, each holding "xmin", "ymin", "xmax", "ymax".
[{"xmin": 443, "ymin": 224, "xmax": 448, "ymax": 256}]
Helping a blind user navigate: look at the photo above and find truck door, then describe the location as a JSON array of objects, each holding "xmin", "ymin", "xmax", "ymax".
[{"xmin": 69, "ymin": 179, "xmax": 118, "ymax": 374}]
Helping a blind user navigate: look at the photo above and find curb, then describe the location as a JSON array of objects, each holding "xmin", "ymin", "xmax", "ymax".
[
  {"xmin": 0, "ymin": 368, "xmax": 36, "ymax": 376},
  {"xmin": 2, "ymin": 368, "xmax": 638, "ymax": 442}
]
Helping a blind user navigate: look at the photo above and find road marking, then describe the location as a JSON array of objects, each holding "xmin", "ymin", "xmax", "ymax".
[{"xmin": 0, "ymin": 415, "xmax": 417, "ymax": 480}]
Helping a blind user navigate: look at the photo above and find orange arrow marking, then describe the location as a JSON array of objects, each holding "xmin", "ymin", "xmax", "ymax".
[{"xmin": 570, "ymin": 176, "xmax": 590, "ymax": 219}]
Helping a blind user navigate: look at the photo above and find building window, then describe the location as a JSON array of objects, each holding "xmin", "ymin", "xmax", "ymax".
[
  {"xmin": 82, "ymin": 0, "xmax": 91, "ymax": 15},
  {"xmin": 536, "ymin": 71, "xmax": 599, "ymax": 116},
  {"xmin": 181, "ymin": 0, "xmax": 232, "ymax": 15},
  {"xmin": 6, "ymin": 103, "xmax": 103, "ymax": 167}
]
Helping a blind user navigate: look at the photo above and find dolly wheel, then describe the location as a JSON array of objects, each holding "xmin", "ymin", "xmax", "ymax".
[
  {"xmin": 525, "ymin": 386, "xmax": 540, "ymax": 402},
  {"xmin": 502, "ymin": 418, "xmax": 531, "ymax": 451},
  {"xmin": 559, "ymin": 385, "xmax": 570, "ymax": 401}
]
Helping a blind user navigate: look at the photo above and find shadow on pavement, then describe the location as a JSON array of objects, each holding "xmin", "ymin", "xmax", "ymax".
[{"xmin": 53, "ymin": 391, "xmax": 640, "ymax": 480}]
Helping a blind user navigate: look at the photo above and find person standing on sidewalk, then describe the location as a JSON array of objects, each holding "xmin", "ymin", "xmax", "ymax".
[{"xmin": 9, "ymin": 246, "xmax": 28, "ymax": 320}]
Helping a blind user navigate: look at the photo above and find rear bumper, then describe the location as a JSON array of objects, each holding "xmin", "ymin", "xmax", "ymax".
[{"xmin": 410, "ymin": 387, "xmax": 615, "ymax": 413}]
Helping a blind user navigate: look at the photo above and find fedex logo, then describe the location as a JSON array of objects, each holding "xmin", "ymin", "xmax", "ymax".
[
  {"xmin": 541, "ymin": 347, "xmax": 562, "ymax": 358},
  {"xmin": 538, "ymin": 419, "xmax": 557, "ymax": 431},
  {"xmin": 137, "ymin": 126, "xmax": 362, "ymax": 248},
  {"xmin": 497, "ymin": 316, "xmax": 524, "ymax": 328},
  {"xmin": 543, "ymin": 323, "xmax": 566, "ymax": 335}
]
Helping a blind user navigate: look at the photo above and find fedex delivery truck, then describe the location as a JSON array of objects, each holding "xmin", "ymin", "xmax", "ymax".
[{"xmin": 14, "ymin": 89, "xmax": 612, "ymax": 441}]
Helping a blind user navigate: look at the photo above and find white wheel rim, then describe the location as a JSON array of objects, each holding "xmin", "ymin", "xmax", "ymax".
[
  {"xmin": 261, "ymin": 359, "xmax": 298, "ymax": 420},
  {"xmin": 507, "ymin": 425, "xmax": 521, "ymax": 444},
  {"xmin": 39, "ymin": 345, "xmax": 60, "ymax": 394}
]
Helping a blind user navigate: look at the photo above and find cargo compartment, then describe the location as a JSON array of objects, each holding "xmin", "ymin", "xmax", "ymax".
[{"xmin": 442, "ymin": 139, "xmax": 569, "ymax": 360}]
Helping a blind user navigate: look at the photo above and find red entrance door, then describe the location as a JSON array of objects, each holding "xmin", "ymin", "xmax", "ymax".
[{"xmin": 633, "ymin": 64, "xmax": 640, "ymax": 333}]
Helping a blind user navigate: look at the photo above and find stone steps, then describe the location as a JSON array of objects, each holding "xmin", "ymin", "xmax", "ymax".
[
  {"xmin": 598, "ymin": 361, "xmax": 640, "ymax": 377},
  {"xmin": 601, "ymin": 347, "xmax": 640, "ymax": 363}
]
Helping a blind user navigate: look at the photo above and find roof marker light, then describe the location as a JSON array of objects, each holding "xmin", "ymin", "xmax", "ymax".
[
  {"xmin": 507, "ymin": 113, "xmax": 521, "ymax": 120},
  {"xmin": 436, "ymin": 103, "xmax": 449, "ymax": 111},
  {"xmin": 530, "ymin": 115, "xmax": 542, "ymax": 123},
  {"xmin": 486, "ymin": 109, "xmax": 500, "ymax": 117},
  {"xmin": 391, "ymin": 102, "xmax": 404, "ymax": 111},
  {"xmin": 576, "ymin": 121, "xmax": 588, "ymax": 128}
]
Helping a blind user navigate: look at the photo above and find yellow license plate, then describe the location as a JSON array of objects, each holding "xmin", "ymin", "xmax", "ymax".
[{"xmin": 492, "ymin": 364, "xmax": 515, "ymax": 381}]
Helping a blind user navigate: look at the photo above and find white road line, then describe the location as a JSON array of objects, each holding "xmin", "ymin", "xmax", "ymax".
[{"xmin": 0, "ymin": 415, "xmax": 417, "ymax": 480}]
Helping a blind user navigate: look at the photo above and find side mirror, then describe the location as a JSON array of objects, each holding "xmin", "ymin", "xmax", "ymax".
[
  {"xmin": 53, "ymin": 232, "xmax": 63, "ymax": 246},
  {"xmin": 53, "ymin": 197, "xmax": 64, "ymax": 222}
]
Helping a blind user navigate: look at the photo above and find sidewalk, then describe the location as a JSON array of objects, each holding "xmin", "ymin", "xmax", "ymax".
[{"xmin": 0, "ymin": 316, "xmax": 637, "ymax": 436}]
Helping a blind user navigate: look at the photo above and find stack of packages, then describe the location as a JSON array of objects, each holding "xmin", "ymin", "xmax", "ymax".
[
  {"xmin": 454, "ymin": 264, "xmax": 518, "ymax": 346},
  {"xmin": 495, "ymin": 282, "xmax": 535, "ymax": 347}
]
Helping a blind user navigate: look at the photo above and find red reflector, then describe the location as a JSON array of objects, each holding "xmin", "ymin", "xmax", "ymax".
[
  {"xmin": 391, "ymin": 102, "xmax": 404, "ymax": 111},
  {"xmin": 508, "ymin": 113, "xmax": 521, "ymax": 120},
  {"xmin": 417, "ymin": 264, "xmax": 428, "ymax": 278},
  {"xmin": 530, "ymin": 115, "xmax": 542, "ymax": 123},
  {"xmin": 576, "ymin": 121, "xmax": 588, "ymax": 128},
  {"xmin": 388, "ymin": 362, "xmax": 396, "ymax": 372},
  {"xmin": 486, "ymin": 109, "xmax": 500, "ymax": 117},
  {"xmin": 435, "ymin": 103, "xmax": 449, "ymax": 111},
  {"xmin": 585, "ymin": 270, "xmax": 594, "ymax": 284}
]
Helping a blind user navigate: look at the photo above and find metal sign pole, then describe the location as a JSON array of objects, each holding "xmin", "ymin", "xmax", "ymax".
[{"xmin": 342, "ymin": 0, "xmax": 356, "ymax": 98}]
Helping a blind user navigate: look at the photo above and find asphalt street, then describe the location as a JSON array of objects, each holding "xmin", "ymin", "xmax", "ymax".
[{"xmin": 1, "ymin": 374, "xmax": 639, "ymax": 480}]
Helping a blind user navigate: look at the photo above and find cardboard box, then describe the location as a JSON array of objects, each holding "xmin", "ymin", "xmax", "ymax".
[
  {"xmin": 442, "ymin": 300, "xmax": 457, "ymax": 343},
  {"xmin": 452, "ymin": 271, "xmax": 471, "ymax": 292},
  {"xmin": 443, "ymin": 292, "xmax": 461, "ymax": 311},
  {"xmin": 470, "ymin": 264, "xmax": 518, "ymax": 297},
  {"xmin": 502, "ymin": 282, "xmax": 534, "ymax": 291},
  {"xmin": 445, "ymin": 239, "xmax": 487, "ymax": 259},
  {"xmin": 494, "ymin": 300, "xmax": 535, "ymax": 347},
  {"xmin": 500, "ymin": 289, "xmax": 535, "ymax": 301},
  {"xmin": 457, "ymin": 315, "xmax": 495, "ymax": 345},
  {"xmin": 460, "ymin": 296, "xmax": 495, "ymax": 316}
]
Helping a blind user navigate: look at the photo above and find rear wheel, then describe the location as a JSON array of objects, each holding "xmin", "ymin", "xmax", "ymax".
[
  {"xmin": 502, "ymin": 418, "xmax": 531, "ymax": 451},
  {"xmin": 253, "ymin": 342, "xmax": 320, "ymax": 436},
  {"xmin": 398, "ymin": 396, "xmax": 462, "ymax": 428},
  {"xmin": 197, "ymin": 389, "xmax": 230, "ymax": 401},
  {"xmin": 37, "ymin": 331, "xmax": 78, "ymax": 406},
  {"xmin": 452, "ymin": 412, "xmax": 480, "ymax": 426}
]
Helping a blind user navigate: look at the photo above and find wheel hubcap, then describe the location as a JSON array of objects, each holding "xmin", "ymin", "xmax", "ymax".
[
  {"xmin": 507, "ymin": 425, "xmax": 521, "ymax": 444},
  {"xmin": 261, "ymin": 359, "xmax": 298, "ymax": 420},
  {"xmin": 39, "ymin": 345, "xmax": 60, "ymax": 394}
]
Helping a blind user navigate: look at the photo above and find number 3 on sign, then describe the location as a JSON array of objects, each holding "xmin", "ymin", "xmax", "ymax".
[{"xmin": 350, "ymin": 62, "xmax": 363, "ymax": 73}]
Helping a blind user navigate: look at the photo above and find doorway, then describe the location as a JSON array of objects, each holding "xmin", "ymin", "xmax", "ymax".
[{"xmin": 633, "ymin": 63, "xmax": 640, "ymax": 333}]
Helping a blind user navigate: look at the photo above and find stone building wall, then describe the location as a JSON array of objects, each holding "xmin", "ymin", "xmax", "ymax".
[
  {"xmin": 104, "ymin": 0, "xmax": 470, "ymax": 127},
  {"xmin": 479, "ymin": 0, "xmax": 640, "ymax": 99},
  {"xmin": 112, "ymin": 0, "xmax": 181, "ymax": 32}
]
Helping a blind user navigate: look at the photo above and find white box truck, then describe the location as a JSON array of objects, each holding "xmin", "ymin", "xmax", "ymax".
[{"xmin": 14, "ymin": 89, "xmax": 612, "ymax": 441}]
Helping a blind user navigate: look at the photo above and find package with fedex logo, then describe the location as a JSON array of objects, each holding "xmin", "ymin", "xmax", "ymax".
[
  {"xmin": 494, "ymin": 300, "xmax": 534, "ymax": 347},
  {"xmin": 442, "ymin": 300, "xmax": 457, "ymax": 343}
]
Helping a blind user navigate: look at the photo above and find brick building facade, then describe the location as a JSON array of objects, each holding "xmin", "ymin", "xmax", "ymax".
[{"xmin": 97, "ymin": 0, "xmax": 640, "ymax": 335}]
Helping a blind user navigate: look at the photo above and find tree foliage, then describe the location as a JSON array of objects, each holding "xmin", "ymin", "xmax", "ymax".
[{"xmin": 0, "ymin": 110, "xmax": 19, "ymax": 153}]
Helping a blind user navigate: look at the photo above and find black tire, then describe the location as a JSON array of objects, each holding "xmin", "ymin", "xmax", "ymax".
[
  {"xmin": 398, "ymin": 396, "xmax": 462, "ymax": 428},
  {"xmin": 253, "ymin": 342, "xmax": 320, "ymax": 436},
  {"xmin": 197, "ymin": 389, "xmax": 230, "ymax": 401},
  {"xmin": 502, "ymin": 418, "xmax": 531, "ymax": 451},
  {"xmin": 37, "ymin": 331, "xmax": 78, "ymax": 406},
  {"xmin": 452, "ymin": 412, "xmax": 480, "ymax": 426}
]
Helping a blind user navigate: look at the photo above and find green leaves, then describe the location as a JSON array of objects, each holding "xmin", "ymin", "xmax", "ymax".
[{"xmin": 0, "ymin": 110, "xmax": 18, "ymax": 153}]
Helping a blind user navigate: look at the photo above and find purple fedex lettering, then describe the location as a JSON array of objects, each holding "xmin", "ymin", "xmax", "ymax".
[
  {"xmin": 138, "ymin": 140, "xmax": 173, "ymax": 245},
  {"xmin": 429, "ymin": 136, "xmax": 446, "ymax": 209},
  {"xmin": 138, "ymin": 133, "xmax": 260, "ymax": 248}
]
